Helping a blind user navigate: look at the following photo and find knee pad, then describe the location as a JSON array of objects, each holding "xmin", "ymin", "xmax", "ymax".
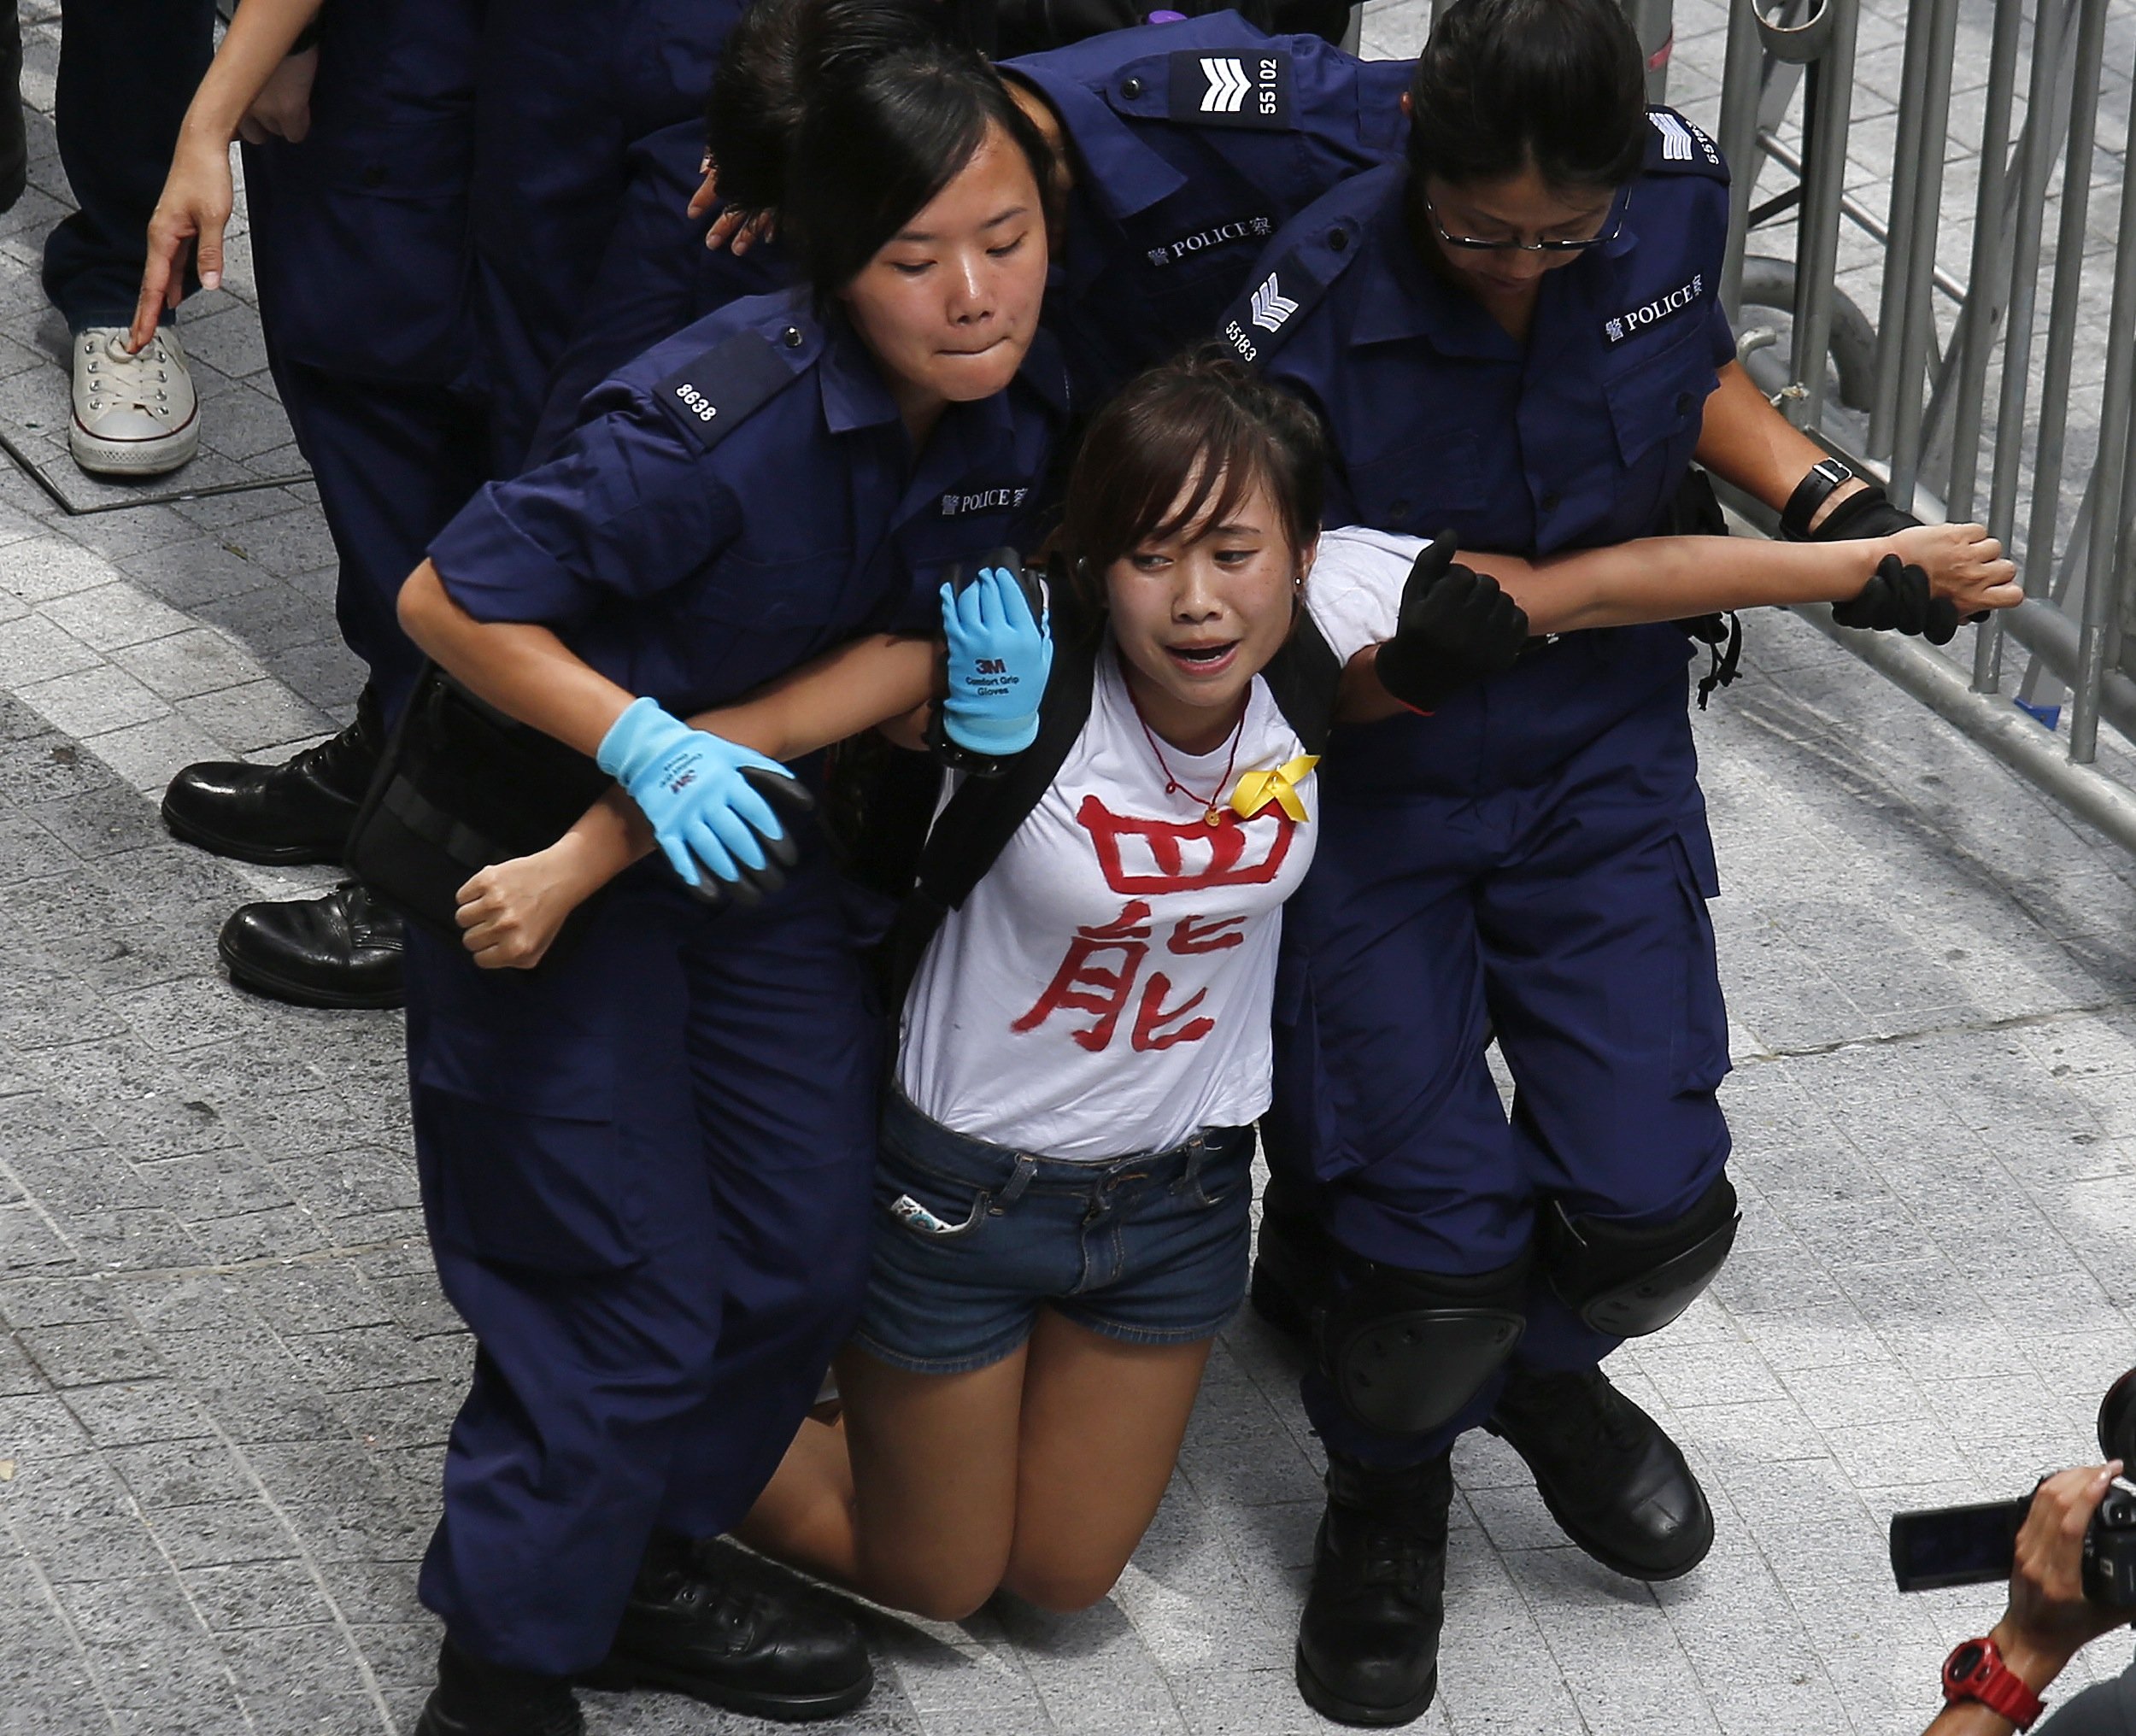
[
  {"xmin": 1317, "ymin": 1255, "xmax": 1528, "ymax": 1437},
  {"xmin": 1539, "ymin": 1174, "xmax": 1740, "ymax": 1338}
]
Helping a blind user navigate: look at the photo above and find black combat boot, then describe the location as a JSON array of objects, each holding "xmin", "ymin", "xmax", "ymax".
[
  {"xmin": 218, "ymin": 882, "xmax": 405, "ymax": 1010},
  {"xmin": 1248, "ymin": 1170, "xmax": 1337, "ymax": 1340},
  {"xmin": 579, "ymin": 1534, "xmax": 872, "ymax": 1721},
  {"xmin": 413, "ymin": 1637, "xmax": 583, "ymax": 1736},
  {"xmin": 1487, "ymin": 1363, "xmax": 1713, "ymax": 1581},
  {"xmin": 162, "ymin": 683, "xmax": 385, "ymax": 864},
  {"xmin": 1295, "ymin": 1449, "xmax": 1452, "ymax": 1727}
]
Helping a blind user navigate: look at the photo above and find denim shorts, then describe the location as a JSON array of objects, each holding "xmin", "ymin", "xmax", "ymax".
[{"xmin": 851, "ymin": 1088, "xmax": 1256, "ymax": 1375}]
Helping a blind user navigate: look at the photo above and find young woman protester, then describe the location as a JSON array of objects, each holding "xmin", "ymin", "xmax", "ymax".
[
  {"xmin": 388, "ymin": 42, "xmax": 1068, "ymax": 1736},
  {"xmin": 1213, "ymin": 0, "xmax": 2022, "ymax": 1721},
  {"xmin": 454, "ymin": 343, "xmax": 2013, "ymax": 1630}
]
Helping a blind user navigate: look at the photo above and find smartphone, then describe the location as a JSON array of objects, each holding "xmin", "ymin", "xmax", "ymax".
[
  {"xmin": 944, "ymin": 547, "xmax": 1044, "ymax": 619},
  {"xmin": 1888, "ymin": 1496, "xmax": 2033, "ymax": 1592}
]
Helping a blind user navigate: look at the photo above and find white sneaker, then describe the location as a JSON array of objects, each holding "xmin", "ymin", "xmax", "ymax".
[{"xmin": 70, "ymin": 326, "xmax": 200, "ymax": 478}]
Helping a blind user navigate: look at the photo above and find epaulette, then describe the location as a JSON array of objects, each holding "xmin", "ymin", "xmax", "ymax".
[
  {"xmin": 1161, "ymin": 45, "xmax": 1297, "ymax": 131},
  {"xmin": 1642, "ymin": 107, "xmax": 1729, "ymax": 182},
  {"xmin": 1215, "ymin": 213, "xmax": 1361, "ymax": 367},
  {"xmin": 648, "ymin": 320, "xmax": 814, "ymax": 452}
]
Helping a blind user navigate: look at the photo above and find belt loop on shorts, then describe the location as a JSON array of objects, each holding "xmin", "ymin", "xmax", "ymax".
[{"xmin": 995, "ymin": 1154, "xmax": 1039, "ymax": 1211}]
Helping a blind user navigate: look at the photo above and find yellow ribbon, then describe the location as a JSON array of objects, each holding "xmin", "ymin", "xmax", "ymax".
[{"xmin": 1229, "ymin": 754, "xmax": 1319, "ymax": 823}]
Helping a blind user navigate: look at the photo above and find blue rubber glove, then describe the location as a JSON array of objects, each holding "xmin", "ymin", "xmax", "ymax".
[
  {"xmin": 939, "ymin": 563, "xmax": 1052, "ymax": 754},
  {"xmin": 596, "ymin": 696, "xmax": 806, "ymax": 891}
]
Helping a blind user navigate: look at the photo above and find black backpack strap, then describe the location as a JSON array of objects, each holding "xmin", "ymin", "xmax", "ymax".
[
  {"xmin": 882, "ymin": 601, "xmax": 1104, "ymax": 1011},
  {"xmin": 1262, "ymin": 604, "xmax": 1341, "ymax": 754}
]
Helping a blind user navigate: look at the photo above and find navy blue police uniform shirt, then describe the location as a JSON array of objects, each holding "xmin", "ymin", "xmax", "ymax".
[
  {"xmin": 1218, "ymin": 108, "xmax": 1734, "ymax": 556},
  {"xmin": 427, "ymin": 291, "xmax": 1069, "ymax": 724},
  {"xmin": 1003, "ymin": 10, "xmax": 1411, "ymax": 403}
]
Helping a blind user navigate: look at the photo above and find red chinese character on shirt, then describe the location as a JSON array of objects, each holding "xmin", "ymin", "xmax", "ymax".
[
  {"xmin": 1012, "ymin": 900, "xmax": 1153, "ymax": 1051},
  {"xmin": 1012, "ymin": 900, "xmax": 1225, "ymax": 1052},
  {"xmin": 1076, "ymin": 795, "xmax": 1295, "ymax": 894}
]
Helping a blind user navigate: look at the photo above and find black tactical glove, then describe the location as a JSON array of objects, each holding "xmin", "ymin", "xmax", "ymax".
[
  {"xmin": 1815, "ymin": 484, "xmax": 1988, "ymax": 627},
  {"xmin": 1373, "ymin": 534, "xmax": 1532, "ymax": 713},
  {"xmin": 1806, "ymin": 481, "xmax": 1921, "ymax": 542},
  {"xmin": 1831, "ymin": 553, "xmax": 1960, "ymax": 645}
]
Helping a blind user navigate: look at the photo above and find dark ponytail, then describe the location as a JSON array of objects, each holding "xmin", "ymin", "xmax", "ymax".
[
  {"xmin": 1405, "ymin": 0, "xmax": 1646, "ymax": 192},
  {"xmin": 704, "ymin": 0, "xmax": 949, "ymax": 215},
  {"xmin": 783, "ymin": 43, "xmax": 1057, "ymax": 301}
]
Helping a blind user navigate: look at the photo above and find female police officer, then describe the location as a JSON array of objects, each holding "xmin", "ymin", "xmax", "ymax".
[
  {"xmin": 701, "ymin": 0, "xmax": 1414, "ymax": 408},
  {"xmin": 1218, "ymin": 0, "xmax": 1940, "ymax": 1721},
  {"xmin": 389, "ymin": 42, "xmax": 1069, "ymax": 1734}
]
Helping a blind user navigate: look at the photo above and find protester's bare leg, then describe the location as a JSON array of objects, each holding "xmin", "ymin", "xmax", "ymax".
[
  {"xmin": 733, "ymin": 1412, "xmax": 860, "ymax": 1582},
  {"xmin": 1000, "ymin": 1310, "xmax": 1213, "ymax": 1611},
  {"xmin": 833, "ymin": 1343, "xmax": 1030, "ymax": 1620}
]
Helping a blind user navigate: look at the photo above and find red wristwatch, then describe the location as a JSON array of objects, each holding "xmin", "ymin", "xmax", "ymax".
[{"xmin": 1942, "ymin": 1636, "xmax": 2046, "ymax": 1730}]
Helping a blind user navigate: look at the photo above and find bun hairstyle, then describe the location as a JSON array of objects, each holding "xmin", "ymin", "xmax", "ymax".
[
  {"xmin": 1405, "ymin": 0, "xmax": 1647, "ymax": 193},
  {"xmin": 1057, "ymin": 343, "xmax": 1326, "ymax": 619},
  {"xmin": 704, "ymin": 0, "xmax": 948, "ymax": 217},
  {"xmin": 782, "ymin": 42, "xmax": 1058, "ymax": 302}
]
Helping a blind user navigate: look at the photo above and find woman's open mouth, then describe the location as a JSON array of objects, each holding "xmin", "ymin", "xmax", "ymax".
[{"xmin": 1165, "ymin": 640, "xmax": 1240, "ymax": 677}]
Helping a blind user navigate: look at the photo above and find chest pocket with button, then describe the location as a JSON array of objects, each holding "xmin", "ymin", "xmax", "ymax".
[
  {"xmin": 1604, "ymin": 325, "xmax": 1721, "ymax": 534},
  {"xmin": 1342, "ymin": 426, "xmax": 1488, "ymax": 541}
]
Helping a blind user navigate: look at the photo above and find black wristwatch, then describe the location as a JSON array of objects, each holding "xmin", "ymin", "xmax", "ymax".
[
  {"xmin": 1780, "ymin": 456, "xmax": 1857, "ymax": 541},
  {"xmin": 924, "ymin": 707, "xmax": 1009, "ymax": 778}
]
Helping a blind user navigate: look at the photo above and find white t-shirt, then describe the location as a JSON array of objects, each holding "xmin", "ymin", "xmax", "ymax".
[
  {"xmin": 897, "ymin": 642, "xmax": 1319, "ymax": 1162},
  {"xmin": 1304, "ymin": 525, "xmax": 1430, "ymax": 663}
]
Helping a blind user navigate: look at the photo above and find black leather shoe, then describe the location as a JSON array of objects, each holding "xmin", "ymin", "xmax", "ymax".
[
  {"xmin": 413, "ymin": 1637, "xmax": 583, "ymax": 1736},
  {"xmin": 218, "ymin": 882, "xmax": 406, "ymax": 1010},
  {"xmin": 162, "ymin": 684, "xmax": 384, "ymax": 865},
  {"xmin": 579, "ymin": 1534, "xmax": 871, "ymax": 1721},
  {"xmin": 1295, "ymin": 1450, "xmax": 1451, "ymax": 1727},
  {"xmin": 1249, "ymin": 1172, "xmax": 1336, "ymax": 1340},
  {"xmin": 1487, "ymin": 1364, "xmax": 1714, "ymax": 1581}
]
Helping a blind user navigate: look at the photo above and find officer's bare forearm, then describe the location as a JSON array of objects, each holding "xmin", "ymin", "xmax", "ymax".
[
  {"xmin": 682, "ymin": 634, "xmax": 942, "ymax": 761},
  {"xmin": 487, "ymin": 631, "xmax": 942, "ymax": 903},
  {"xmin": 551, "ymin": 789, "xmax": 655, "ymax": 888},
  {"xmin": 1693, "ymin": 361, "xmax": 1867, "ymax": 530},
  {"xmin": 397, "ymin": 560, "xmax": 640, "ymax": 756},
  {"xmin": 178, "ymin": 0, "xmax": 321, "ymax": 146}
]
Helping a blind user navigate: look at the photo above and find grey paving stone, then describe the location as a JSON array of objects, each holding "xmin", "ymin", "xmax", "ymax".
[
  {"xmin": 15, "ymin": 1322, "xmax": 166, "ymax": 1390},
  {"xmin": 156, "ymin": 1501, "xmax": 306, "ymax": 1574},
  {"xmin": 108, "ymin": 1439, "xmax": 256, "ymax": 1512},
  {"xmin": 61, "ymin": 1381, "xmax": 217, "ymax": 1450}
]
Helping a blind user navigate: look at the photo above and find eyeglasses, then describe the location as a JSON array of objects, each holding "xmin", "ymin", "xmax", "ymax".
[{"xmin": 1421, "ymin": 187, "xmax": 1628, "ymax": 254}]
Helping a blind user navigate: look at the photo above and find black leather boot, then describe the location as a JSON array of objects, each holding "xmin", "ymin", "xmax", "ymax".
[
  {"xmin": 162, "ymin": 684, "xmax": 384, "ymax": 864},
  {"xmin": 413, "ymin": 1637, "xmax": 583, "ymax": 1736},
  {"xmin": 1487, "ymin": 1364, "xmax": 1714, "ymax": 1581},
  {"xmin": 1295, "ymin": 1450, "xmax": 1452, "ymax": 1727},
  {"xmin": 1249, "ymin": 1171, "xmax": 1336, "ymax": 1340},
  {"xmin": 579, "ymin": 1534, "xmax": 871, "ymax": 1721},
  {"xmin": 218, "ymin": 882, "xmax": 405, "ymax": 1010}
]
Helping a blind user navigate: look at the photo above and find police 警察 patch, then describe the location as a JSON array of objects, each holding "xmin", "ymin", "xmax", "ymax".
[
  {"xmin": 1169, "ymin": 50, "xmax": 1294, "ymax": 129},
  {"xmin": 1603, "ymin": 272, "xmax": 1708, "ymax": 347},
  {"xmin": 938, "ymin": 483, "xmax": 1033, "ymax": 518},
  {"xmin": 1144, "ymin": 214, "xmax": 1275, "ymax": 269},
  {"xmin": 1642, "ymin": 107, "xmax": 1728, "ymax": 180},
  {"xmin": 650, "ymin": 327, "xmax": 803, "ymax": 451}
]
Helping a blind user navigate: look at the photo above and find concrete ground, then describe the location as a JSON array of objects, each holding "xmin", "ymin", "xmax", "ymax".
[{"xmin": 4, "ymin": 1, "xmax": 2136, "ymax": 1734}]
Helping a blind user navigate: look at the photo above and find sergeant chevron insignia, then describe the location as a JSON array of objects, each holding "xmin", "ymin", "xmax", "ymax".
[
  {"xmin": 1248, "ymin": 274, "xmax": 1300, "ymax": 333},
  {"xmin": 1167, "ymin": 50, "xmax": 1293, "ymax": 129}
]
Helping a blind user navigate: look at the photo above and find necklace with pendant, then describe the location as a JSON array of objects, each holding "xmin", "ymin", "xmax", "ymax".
[{"xmin": 1133, "ymin": 703, "xmax": 1248, "ymax": 827}]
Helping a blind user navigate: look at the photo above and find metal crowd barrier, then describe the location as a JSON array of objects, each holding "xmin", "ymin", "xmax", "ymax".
[{"xmin": 1710, "ymin": 0, "xmax": 2136, "ymax": 850}]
